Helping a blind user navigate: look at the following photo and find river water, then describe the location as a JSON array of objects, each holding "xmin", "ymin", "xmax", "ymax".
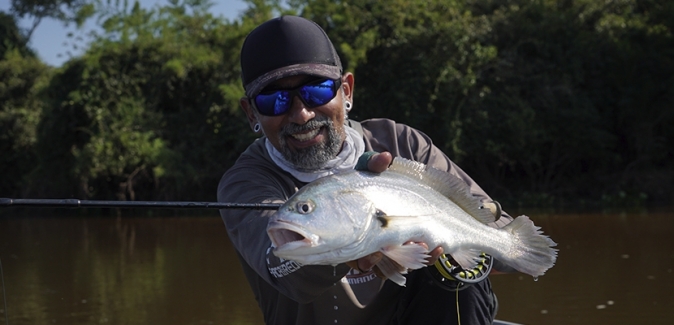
[{"xmin": 0, "ymin": 207, "xmax": 671, "ymax": 324}]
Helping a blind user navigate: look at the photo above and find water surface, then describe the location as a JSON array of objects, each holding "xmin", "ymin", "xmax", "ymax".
[{"xmin": 0, "ymin": 208, "xmax": 672, "ymax": 324}]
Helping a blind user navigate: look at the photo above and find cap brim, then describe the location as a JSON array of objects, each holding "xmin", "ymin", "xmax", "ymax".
[{"xmin": 244, "ymin": 63, "xmax": 342, "ymax": 97}]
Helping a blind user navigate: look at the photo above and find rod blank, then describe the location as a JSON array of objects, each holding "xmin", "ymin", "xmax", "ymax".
[{"xmin": 0, "ymin": 198, "xmax": 281, "ymax": 210}]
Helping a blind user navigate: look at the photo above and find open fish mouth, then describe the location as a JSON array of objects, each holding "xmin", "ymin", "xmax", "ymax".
[{"xmin": 267, "ymin": 221, "xmax": 314, "ymax": 249}]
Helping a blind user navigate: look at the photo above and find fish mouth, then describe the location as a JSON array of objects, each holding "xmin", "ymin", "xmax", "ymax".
[{"xmin": 267, "ymin": 221, "xmax": 314, "ymax": 249}]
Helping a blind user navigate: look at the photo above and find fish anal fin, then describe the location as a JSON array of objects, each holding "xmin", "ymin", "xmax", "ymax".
[
  {"xmin": 380, "ymin": 244, "xmax": 429, "ymax": 270},
  {"xmin": 448, "ymin": 248, "xmax": 483, "ymax": 270},
  {"xmin": 376, "ymin": 257, "xmax": 408, "ymax": 286}
]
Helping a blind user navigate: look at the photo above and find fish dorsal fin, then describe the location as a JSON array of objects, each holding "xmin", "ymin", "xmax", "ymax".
[{"xmin": 387, "ymin": 157, "xmax": 495, "ymax": 224}]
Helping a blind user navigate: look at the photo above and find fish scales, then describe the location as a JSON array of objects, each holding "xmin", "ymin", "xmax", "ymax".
[
  {"xmin": 354, "ymin": 171, "xmax": 510, "ymax": 256},
  {"xmin": 267, "ymin": 157, "xmax": 557, "ymax": 286}
]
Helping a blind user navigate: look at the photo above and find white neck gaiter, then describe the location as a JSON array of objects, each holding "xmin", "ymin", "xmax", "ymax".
[{"xmin": 265, "ymin": 126, "xmax": 365, "ymax": 183}]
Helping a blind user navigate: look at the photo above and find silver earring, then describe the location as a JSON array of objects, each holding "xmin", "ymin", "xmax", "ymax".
[
  {"xmin": 253, "ymin": 123, "xmax": 261, "ymax": 133},
  {"xmin": 344, "ymin": 101, "xmax": 352, "ymax": 113}
]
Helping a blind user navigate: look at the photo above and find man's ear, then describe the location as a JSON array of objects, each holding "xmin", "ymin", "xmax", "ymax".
[
  {"xmin": 240, "ymin": 97, "xmax": 259, "ymax": 132},
  {"xmin": 342, "ymin": 72, "xmax": 355, "ymax": 103}
]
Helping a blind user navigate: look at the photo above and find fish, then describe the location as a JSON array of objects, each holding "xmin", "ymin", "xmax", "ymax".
[{"xmin": 266, "ymin": 157, "xmax": 558, "ymax": 286}]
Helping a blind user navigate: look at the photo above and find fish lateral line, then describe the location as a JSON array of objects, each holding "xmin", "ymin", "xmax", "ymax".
[{"xmin": 387, "ymin": 158, "xmax": 497, "ymax": 224}]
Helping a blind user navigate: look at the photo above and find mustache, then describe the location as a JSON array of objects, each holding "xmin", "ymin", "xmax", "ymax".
[{"xmin": 280, "ymin": 116, "xmax": 332, "ymax": 136}]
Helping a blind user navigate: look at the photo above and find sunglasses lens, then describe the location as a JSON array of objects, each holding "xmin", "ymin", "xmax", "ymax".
[
  {"xmin": 255, "ymin": 91, "xmax": 291, "ymax": 116},
  {"xmin": 254, "ymin": 79, "xmax": 338, "ymax": 116},
  {"xmin": 300, "ymin": 79, "xmax": 337, "ymax": 107}
]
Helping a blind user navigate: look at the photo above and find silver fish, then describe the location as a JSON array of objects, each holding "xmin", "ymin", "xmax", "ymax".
[{"xmin": 267, "ymin": 157, "xmax": 557, "ymax": 286}]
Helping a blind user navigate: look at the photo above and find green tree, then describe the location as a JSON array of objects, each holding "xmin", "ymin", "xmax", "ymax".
[
  {"xmin": 0, "ymin": 12, "xmax": 49, "ymax": 197},
  {"xmin": 298, "ymin": 0, "xmax": 673, "ymax": 205},
  {"xmin": 29, "ymin": 0, "xmax": 277, "ymax": 200},
  {"xmin": 5, "ymin": 0, "xmax": 672, "ymax": 206},
  {"xmin": 0, "ymin": 11, "xmax": 34, "ymax": 56},
  {"xmin": 462, "ymin": 0, "xmax": 674, "ymax": 204},
  {"xmin": 8, "ymin": 0, "xmax": 93, "ymax": 41}
]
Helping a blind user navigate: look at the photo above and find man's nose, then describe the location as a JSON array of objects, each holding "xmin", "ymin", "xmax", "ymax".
[{"xmin": 287, "ymin": 96, "xmax": 315, "ymax": 124}]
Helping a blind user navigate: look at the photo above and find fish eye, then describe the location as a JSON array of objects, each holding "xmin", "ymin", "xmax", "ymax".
[{"xmin": 295, "ymin": 200, "xmax": 315, "ymax": 214}]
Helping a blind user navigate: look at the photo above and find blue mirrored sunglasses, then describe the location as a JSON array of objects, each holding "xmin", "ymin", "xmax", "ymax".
[{"xmin": 253, "ymin": 78, "xmax": 340, "ymax": 116}]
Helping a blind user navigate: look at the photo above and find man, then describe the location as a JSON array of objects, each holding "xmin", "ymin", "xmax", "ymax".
[{"xmin": 218, "ymin": 15, "xmax": 513, "ymax": 325}]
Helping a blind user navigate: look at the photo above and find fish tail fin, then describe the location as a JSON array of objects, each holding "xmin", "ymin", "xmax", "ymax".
[{"xmin": 502, "ymin": 215, "xmax": 558, "ymax": 277}]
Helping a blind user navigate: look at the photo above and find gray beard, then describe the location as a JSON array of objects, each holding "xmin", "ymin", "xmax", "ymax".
[{"xmin": 277, "ymin": 116, "xmax": 343, "ymax": 171}]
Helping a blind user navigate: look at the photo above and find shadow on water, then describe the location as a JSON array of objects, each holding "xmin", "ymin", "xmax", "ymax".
[{"xmin": 0, "ymin": 207, "xmax": 672, "ymax": 324}]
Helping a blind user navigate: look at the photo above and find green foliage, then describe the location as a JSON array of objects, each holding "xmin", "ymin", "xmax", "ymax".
[
  {"xmin": 9, "ymin": 0, "xmax": 87, "ymax": 21},
  {"xmin": 299, "ymin": 0, "xmax": 673, "ymax": 205},
  {"xmin": 461, "ymin": 0, "xmax": 674, "ymax": 204},
  {"xmin": 0, "ymin": 14, "xmax": 49, "ymax": 197},
  {"xmin": 8, "ymin": 0, "xmax": 94, "ymax": 41},
  {"xmin": 0, "ymin": 12, "xmax": 31, "ymax": 56},
  {"xmin": 28, "ymin": 0, "xmax": 260, "ymax": 200},
  {"xmin": 1, "ymin": 0, "xmax": 672, "ymax": 206}
]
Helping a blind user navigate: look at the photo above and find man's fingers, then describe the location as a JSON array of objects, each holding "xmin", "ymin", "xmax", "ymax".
[
  {"xmin": 402, "ymin": 241, "xmax": 442, "ymax": 265},
  {"xmin": 426, "ymin": 246, "xmax": 443, "ymax": 265},
  {"xmin": 367, "ymin": 152, "xmax": 392, "ymax": 173},
  {"xmin": 403, "ymin": 241, "xmax": 428, "ymax": 249}
]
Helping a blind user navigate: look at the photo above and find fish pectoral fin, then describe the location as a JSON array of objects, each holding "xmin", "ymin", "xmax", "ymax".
[
  {"xmin": 449, "ymin": 248, "xmax": 483, "ymax": 270},
  {"xmin": 377, "ymin": 214, "xmax": 420, "ymax": 228},
  {"xmin": 380, "ymin": 244, "xmax": 429, "ymax": 270},
  {"xmin": 376, "ymin": 257, "xmax": 408, "ymax": 286}
]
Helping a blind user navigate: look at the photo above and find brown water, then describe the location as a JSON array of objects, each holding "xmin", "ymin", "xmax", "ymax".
[{"xmin": 0, "ymin": 208, "xmax": 672, "ymax": 325}]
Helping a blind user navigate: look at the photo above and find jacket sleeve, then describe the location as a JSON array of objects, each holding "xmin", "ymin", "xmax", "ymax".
[{"xmin": 218, "ymin": 150, "xmax": 350, "ymax": 304}]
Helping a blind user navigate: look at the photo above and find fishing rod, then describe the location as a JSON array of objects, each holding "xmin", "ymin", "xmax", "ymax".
[{"xmin": 0, "ymin": 198, "xmax": 281, "ymax": 210}]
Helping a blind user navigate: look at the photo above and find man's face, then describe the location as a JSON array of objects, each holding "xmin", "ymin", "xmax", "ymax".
[{"xmin": 242, "ymin": 74, "xmax": 353, "ymax": 171}]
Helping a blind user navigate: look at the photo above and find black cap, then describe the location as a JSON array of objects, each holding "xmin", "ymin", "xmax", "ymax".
[{"xmin": 240, "ymin": 16, "xmax": 343, "ymax": 97}]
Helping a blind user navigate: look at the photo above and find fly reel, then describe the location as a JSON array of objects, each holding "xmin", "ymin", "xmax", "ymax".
[{"xmin": 428, "ymin": 252, "xmax": 493, "ymax": 291}]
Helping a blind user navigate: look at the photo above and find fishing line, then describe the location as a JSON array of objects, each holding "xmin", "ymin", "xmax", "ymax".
[
  {"xmin": 0, "ymin": 257, "xmax": 8, "ymax": 325},
  {"xmin": 455, "ymin": 289, "xmax": 461, "ymax": 325}
]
